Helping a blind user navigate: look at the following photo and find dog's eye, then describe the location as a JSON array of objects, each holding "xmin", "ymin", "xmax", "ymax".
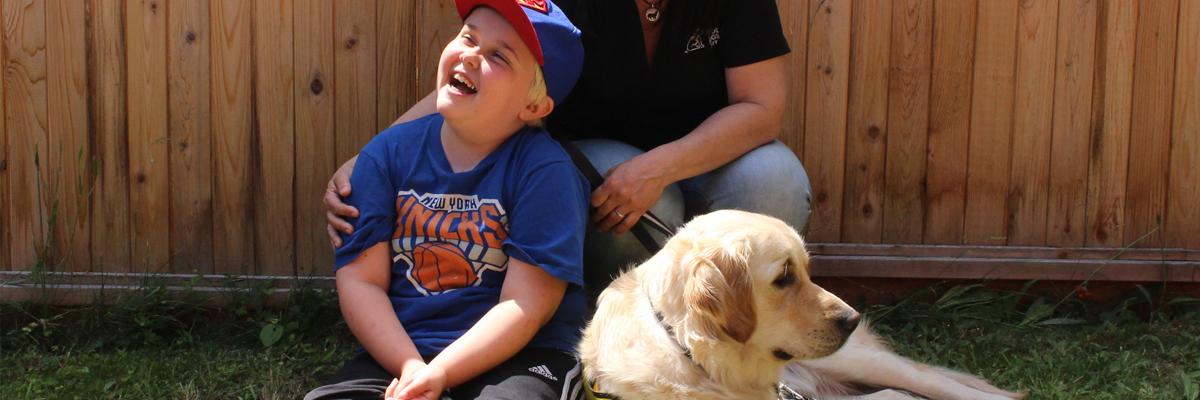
[{"xmin": 772, "ymin": 261, "xmax": 796, "ymax": 288}]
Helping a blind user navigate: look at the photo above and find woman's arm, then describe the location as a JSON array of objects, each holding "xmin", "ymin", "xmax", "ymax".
[
  {"xmin": 392, "ymin": 90, "xmax": 439, "ymax": 127},
  {"xmin": 396, "ymin": 258, "xmax": 567, "ymax": 398},
  {"xmin": 336, "ymin": 242, "xmax": 426, "ymax": 379},
  {"xmin": 591, "ymin": 55, "xmax": 788, "ymax": 233},
  {"xmin": 325, "ymin": 90, "xmax": 438, "ymax": 246}
]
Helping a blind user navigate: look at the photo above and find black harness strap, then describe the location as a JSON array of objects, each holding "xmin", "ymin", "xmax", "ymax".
[{"xmin": 554, "ymin": 137, "xmax": 676, "ymax": 252}]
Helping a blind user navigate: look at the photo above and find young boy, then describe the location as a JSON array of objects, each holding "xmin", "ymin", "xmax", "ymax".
[{"xmin": 303, "ymin": 1, "xmax": 587, "ymax": 399}]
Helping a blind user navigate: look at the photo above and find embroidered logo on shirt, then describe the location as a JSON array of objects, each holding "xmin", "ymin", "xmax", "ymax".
[
  {"xmin": 528, "ymin": 364, "xmax": 558, "ymax": 381},
  {"xmin": 685, "ymin": 31, "xmax": 706, "ymax": 53},
  {"xmin": 392, "ymin": 190, "xmax": 510, "ymax": 296},
  {"xmin": 685, "ymin": 28, "xmax": 720, "ymax": 54},
  {"xmin": 517, "ymin": 0, "xmax": 549, "ymax": 14}
]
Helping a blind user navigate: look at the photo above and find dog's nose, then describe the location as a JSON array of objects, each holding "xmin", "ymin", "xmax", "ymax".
[{"xmin": 836, "ymin": 311, "xmax": 861, "ymax": 335}]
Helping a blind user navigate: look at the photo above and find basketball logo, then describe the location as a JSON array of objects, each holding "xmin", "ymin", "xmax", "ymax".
[
  {"xmin": 410, "ymin": 241, "xmax": 478, "ymax": 294},
  {"xmin": 393, "ymin": 191, "xmax": 510, "ymax": 296}
]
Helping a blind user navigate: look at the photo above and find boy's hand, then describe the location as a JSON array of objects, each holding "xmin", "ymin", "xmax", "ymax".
[
  {"xmin": 325, "ymin": 156, "xmax": 360, "ymax": 248},
  {"xmin": 394, "ymin": 363, "xmax": 447, "ymax": 400},
  {"xmin": 384, "ymin": 358, "xmax": 429, "ymax": 400}
]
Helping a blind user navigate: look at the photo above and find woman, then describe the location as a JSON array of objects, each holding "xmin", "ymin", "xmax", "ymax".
[{"xmin": 325, "ymin": 0, "xmax": 810, "ymax": 306}]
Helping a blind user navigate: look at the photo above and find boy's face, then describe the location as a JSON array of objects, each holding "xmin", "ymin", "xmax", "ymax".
[{"xmin": 435, "ymin": 7, "xmax": 540, "ymax": 130}]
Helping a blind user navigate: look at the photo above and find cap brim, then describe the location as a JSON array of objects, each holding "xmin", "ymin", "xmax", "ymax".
[{"xmin": 455, "ymin": 0, "xmax": 545, "ymax": 65}]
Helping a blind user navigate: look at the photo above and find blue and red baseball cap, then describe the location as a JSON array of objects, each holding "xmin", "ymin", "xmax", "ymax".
[{"xmin": 454, "ymin": 0, "xmax": 584, "ymax": 104}]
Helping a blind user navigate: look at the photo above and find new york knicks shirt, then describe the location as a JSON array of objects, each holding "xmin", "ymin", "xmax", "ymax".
[{"xmin": 335, "ymin": 113, "xmax": 590, "ymax": 357}]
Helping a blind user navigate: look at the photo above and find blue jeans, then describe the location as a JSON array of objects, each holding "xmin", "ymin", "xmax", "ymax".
[{"xmin": 574, "ymin": 139, "xmax": 812, "ymax": 307}]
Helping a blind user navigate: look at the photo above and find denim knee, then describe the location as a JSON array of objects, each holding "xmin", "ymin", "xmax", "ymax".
[{"xmin": 683, "ymin": 141, "xmax": 812, "ymax": 232}]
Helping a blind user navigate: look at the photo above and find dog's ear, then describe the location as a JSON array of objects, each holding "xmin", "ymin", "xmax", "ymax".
[{"xmin": 683, "ymin": 240, "xmax": 757, "ymax": 343}]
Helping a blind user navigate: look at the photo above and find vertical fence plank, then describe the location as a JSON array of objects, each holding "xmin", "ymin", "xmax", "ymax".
[
  {"xmin": 46, "ymin": 0, "xmax": 90, "ymax": 271},
  {"xmin": 335, "ymin": 0, "xmax": 378, "ymax": 163},
  {"xmin": 1125, "ymin": 0, "xmax": 1178, "ymax": 248},
  {"xmin": 294, "ymin": 0, "xmax": 335, "ymax": 276},
  {"xmin": 778, "ymin": 0, "xmax": 809, "ymax": 156},
  {"xmin": 923, "ymin": 0, "xmax": 976, "ymax": 245},
  {"xmin": 1006, "ymin": 0, "xmax": 1059, "ymax": 246},
  {"xmin": 803, "ymin": 0, "xmax": 852, "ymax": 242},
  {"xmin": 3, "ymin": 0, "xmax": 49, "ymax": 270},
  {"xmin": 414, "ymin": 1, "xmax": 461, "ymax": 95},
  {"xmin": 168, "ymin": 0, "xmax": 213, "ymax": 274},
  {"xmin": 126, "ymin": 0, "xmax": 170, "ymax": 272},
  {"xmin": 840, "ymin": 0, "xmax": 890, "ymax": 244},
  {"xmin": 211, "ymin": 0, "xmax": 255, "ymax": 274},
  {"xmin": 87, "ymin": 0, "xmax": 130, "ymax": 271},
  {"xmin": 964, "ymin": 0, "xmax": 1017, "ymax": 245},
  {"xmin": 0, "ymin": 8, "xmax": 6, "ymax": 271},
  {"xmin": 1046, "ymin": 0, "xmax": 1097, "ymax": 247},
  {"xmin": 882, "ymin": 0, "xmax": 932, "ymax": 244},
  {"xmin": 1086, "ymin": 0, "xmax": 1135, "ymax": 248},
  {"xmin": 376, "ymin": 1, "xmax": 417, "ymax": 131},
  {"xmin": 254, "ymin": 0, "xmax": 296, "ymax": 276},
  {"xmin": 0, "ymin": 9, "xmax": 7, "ymax": 270},
  {"xmin": 1166, "ymin": 0, "xmax": 1200, "ymax": 248}
]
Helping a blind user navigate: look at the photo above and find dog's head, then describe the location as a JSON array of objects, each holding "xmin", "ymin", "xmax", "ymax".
[{"xmin": 657, "ymin": 210, "xmax": 859, "ymax": 362}]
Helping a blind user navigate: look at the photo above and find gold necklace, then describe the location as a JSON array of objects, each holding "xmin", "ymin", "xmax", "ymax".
[{"xmin": 640, "ymin": 0, "xmax": 663, "ymax": 23}]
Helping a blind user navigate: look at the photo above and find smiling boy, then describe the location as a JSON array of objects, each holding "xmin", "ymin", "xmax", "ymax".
[{"xmin": 303, "ymin": 1, "xmax": 587, "ymax": 399}]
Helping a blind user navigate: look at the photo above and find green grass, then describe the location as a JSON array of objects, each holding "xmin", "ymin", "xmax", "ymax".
[
  {"xmin": 863, "ymin": 283, "xmax": 1200, "ymax": 399},
  {"xmin": 1, "ymin": 285, "xmax": 355, "ymax": 400},
  {"xmin": 2, "ymin": 283, "xmax": 1198, "ymax": 399}
]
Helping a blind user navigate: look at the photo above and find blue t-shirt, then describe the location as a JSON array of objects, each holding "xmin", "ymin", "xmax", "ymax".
[{"xmin": 335, "ymin": 114, "xmax": 590, "ymax": 357}]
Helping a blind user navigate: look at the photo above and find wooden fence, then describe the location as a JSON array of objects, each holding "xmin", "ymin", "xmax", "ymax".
[{"xmin": 2, "ymin": 0, "xmax": 1198, "ymax": 283}]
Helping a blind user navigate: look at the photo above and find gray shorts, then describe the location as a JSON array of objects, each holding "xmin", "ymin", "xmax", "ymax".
[{"xmin": 304, "ymin": 347, "xmax": 583, "ymax": 400}]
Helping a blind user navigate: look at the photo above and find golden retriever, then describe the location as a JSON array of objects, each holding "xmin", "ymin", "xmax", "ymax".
[{"xmin": 579, "ymin": 210, "xmax": 1024, "ymax": 400}]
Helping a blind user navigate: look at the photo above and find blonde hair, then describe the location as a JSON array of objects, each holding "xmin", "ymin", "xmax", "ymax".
[{"xmin": 525, "ymin": 67, "xmax": 549, "ymax": 127}]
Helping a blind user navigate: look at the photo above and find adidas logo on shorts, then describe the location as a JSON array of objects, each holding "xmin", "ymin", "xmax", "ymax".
[{"xmin": 528, "ymin": 364, "xmax": 558, "ymax": 381}]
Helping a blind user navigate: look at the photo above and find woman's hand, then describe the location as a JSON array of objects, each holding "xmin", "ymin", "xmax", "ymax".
[
  {"xmin": 324, "ymin": 155, "xmax": 360, "ymax": 247},
  {"xmin": 591, "ymin": 153, "xmax": 670, "ymax": 234},
  {"xmin": 393, "ymin": 363, "xmax": 448, "ymax": 400}
]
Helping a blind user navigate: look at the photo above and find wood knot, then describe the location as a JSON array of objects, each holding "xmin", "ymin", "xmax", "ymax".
[
  {"xmin": 345, "ymin": 37, "xmax": 358, "ymax": 49},
  {"xmin": 310, "ymin": 78, "xmax": 324, "ymax": 95},
  {"xmin": 824, "ymin": 66, "xmax": 833, "ymax": 75},
  {"xmin": 867, "ymin": 126, "xmax": 881, "ymax": 139},
  {"xmin": 185, "ymin": 31, "xmax": 197, "ymax": 43},
  {"xmin": 0, "ymin": 160, "xmax": 6, "ymax": 172},
  {"xmin": 149, "ymin": 1, "xmax": 158, "ymax": 13},
  {"xmin": 179, "ymin": 140, "xmax": 189, "ymax": 150},
  {"xmin": 136, "ymin": 173, "xmax": 147, "ymax": 183},
  {"xmin": 816, "ymin": 192, "xmax": 828, "ymax": 203},
  {"xmin": 861, "ymin": 203, "xmax": 873, "ymax": 217}
]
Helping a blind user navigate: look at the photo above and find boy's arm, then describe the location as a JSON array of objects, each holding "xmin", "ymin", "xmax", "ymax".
[
  {"xmin": 400, "ymin": 257, "xmax": 567, "ymax": 395},
  {"xmin": 336, "ymin": 242, "xmax": 427, "ymax": 379}
]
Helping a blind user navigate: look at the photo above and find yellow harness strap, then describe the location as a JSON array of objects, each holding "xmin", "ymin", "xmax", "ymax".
[{"xmin": 584, "ymin": 378, "xmax": 618, "ymax": 400}]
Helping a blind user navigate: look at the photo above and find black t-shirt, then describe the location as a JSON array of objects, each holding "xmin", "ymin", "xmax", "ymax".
[{"xmin": 549, "ymin": 0, "xmax": 790, "ymax": 151}]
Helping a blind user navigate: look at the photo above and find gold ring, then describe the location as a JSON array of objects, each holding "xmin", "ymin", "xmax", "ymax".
[{"xmin": 614, "ymin": 211, "xmax": 626, "ymax": 219}]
